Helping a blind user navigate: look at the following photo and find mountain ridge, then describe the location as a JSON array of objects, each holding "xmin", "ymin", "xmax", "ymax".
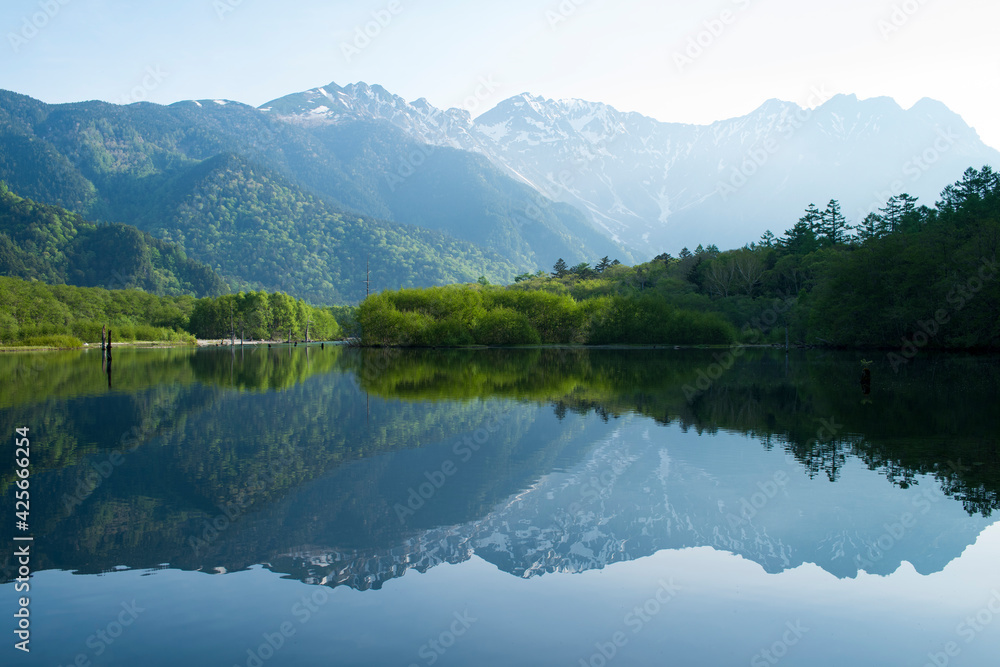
[{"xmin": 262, "ymin": 82, "xmax": 1000, "ymax": 255}]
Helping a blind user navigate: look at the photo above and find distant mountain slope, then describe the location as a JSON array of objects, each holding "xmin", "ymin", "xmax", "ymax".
[
  {"xmin": 0, "ymin": 89, "xmax": 625, "ymax": 299},
  {"xmin": 264, "ymin": 82, "xmax": 1000, "ymax": 256},
  {"xmin": 134, "ymin": 152, "xmax": 520, "ymax": 303},
  {"xmin": 310, "ymin": 119, "xmax": 624, "ymax": 270},
  {"xmin": 0, "ymin": 183, "xmax": 226, "ymax": 297}
]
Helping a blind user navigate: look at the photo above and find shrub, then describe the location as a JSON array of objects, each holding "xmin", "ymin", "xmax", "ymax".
[
  {"xmin": 70, "ymin": 320, "xmax": 107, "ymax": 343},
  {"xmin": 472, "ymin": 308, "xmax": 541, "ymax": 345},
  {"xmin": 422, "ymin": 317, "xmax": 476, "ymax": 346},
  {"xmin": 14, "ymin": 334, "xmax": 84, "ymax": 348}
]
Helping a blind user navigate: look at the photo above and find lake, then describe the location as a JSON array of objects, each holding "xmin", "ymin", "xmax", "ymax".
[{"xmin": 2, "ymin": 345, "xmax": 999, "ymax": 666}]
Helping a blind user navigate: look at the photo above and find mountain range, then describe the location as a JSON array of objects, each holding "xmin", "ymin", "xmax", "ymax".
[
  {"xmin": 0, "ymin": 82, "xmax": 997, "ymax": 302},
  {"xmin": 264, "ymin": 81, "xmax": 1000, "ymax": 254}
]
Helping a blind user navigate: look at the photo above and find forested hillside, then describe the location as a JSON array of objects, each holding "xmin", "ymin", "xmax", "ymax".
[
  {"xmin": 0, "ymin": 90, "xmax": 625, "ymax": 299},
  {"xmin": 142, "ymin": 152, "xmax": 519, "ymax": 302},
  {"xmin": 0, "ymin": 183, "xmax": 226, "ymax": 296},
  {"xmin": 358, "ymin": 167, "xmax": 1000, "ymax": 350},
  {"xmin": 0, "ymin": 275, "xmax": 339, "ymax": 346}
]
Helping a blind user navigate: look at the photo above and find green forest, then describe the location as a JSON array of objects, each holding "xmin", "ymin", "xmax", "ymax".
[
  {"xmin": 0, "ymin": 276, "xmax": 339, "ymax": 346},
  {"xmin": 0, "ymin": 90, "xmax": 622, "ymax": 301},
  {"xmin": 1, "ymin": 160, "xmax": 998, "ymax": 351},
  {"xmin": 358, "ymin": 167, "xmax": 1000, "ymax": 350},
  {"xmin": 0, "ymin": 182, "xmax": 227, "ymax": 296}
]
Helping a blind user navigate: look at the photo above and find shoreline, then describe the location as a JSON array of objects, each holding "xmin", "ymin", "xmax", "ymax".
[{"xmin": 4, "ymin": 340, "xmax": 999, "ymax": 354}]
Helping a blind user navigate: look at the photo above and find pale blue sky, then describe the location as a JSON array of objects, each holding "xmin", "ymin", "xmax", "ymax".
[{"xmin": 2, "ymin": 0, "xmax": 998, "ymax": 148}]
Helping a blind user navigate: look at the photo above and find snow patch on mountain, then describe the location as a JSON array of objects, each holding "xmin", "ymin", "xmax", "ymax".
[{"xmin": 261, "ymin": 82, "xmax": 1000, "ymax": 258}]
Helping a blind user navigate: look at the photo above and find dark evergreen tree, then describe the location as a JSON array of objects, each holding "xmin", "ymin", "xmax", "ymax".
[
  {"xmin": 856, "ymin": 212, "xmax": 884, "ymax": 244},
  {"xmin": 819, "ymin": 199, "xmax": 850, "ymax": 245},
  {"xmin": 779, "ymin": 219, "xmax": 819, "ymax": 255},
  {"xmin": 800, "ymin": 203, "xmax": 822, "ymax": 236}
]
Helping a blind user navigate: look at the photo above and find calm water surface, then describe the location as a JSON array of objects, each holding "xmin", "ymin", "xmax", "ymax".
[{"xmin": 2, "ymin": 346, "xmax": 999, "ymax": 666}]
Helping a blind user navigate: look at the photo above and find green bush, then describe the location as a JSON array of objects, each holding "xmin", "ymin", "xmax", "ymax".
[
  {"xmin": 133, "ymin": 324, "xmax": 164, "ymax": 341},
  {"xmin": 472, "ymin": 308, "xmax": 541, "ymax": 345},
  {"xmin": 422, "ymin": 317, "xmax": 476, "ymax": 346},
  {"xmin": 14, "ymin": 334, "xmax": 84, "ymax": 348},
  {"xmin": 70, "ymin": 320, "xmax": 107, "ymax": 343}
]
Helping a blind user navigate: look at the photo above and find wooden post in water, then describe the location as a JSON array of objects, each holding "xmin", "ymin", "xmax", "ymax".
[
  {"xmin": 101, "ymin": 325, "xmax": 106, "ymax": 351},
  {"xmin": 106, "ymin": 330, "xmax": 112, "ymax": 372}
]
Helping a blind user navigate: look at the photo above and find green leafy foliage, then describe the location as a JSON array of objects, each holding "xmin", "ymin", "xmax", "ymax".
[
  {"xmin": 143, "ymin": 153, "xmax": 518, "ymax": 303},
  {"xmin": 0, "ymin": 274, "xmax": 339, "ymax": 345},
  {"xmin": 357, "ymin": 167, "xmax": 1000, "ymax": 349},
  {"xmin": 0, "ymin": 183, "xmax": 227, "ymax": 296},
  {"xmin": 0, "ymin": 92, "xmax": 622, "ymax": 303},
  {"xmin": 356, "ymin": 284, "xmax": 736, "ymax": 346},
  {"xmin": 187, "ymin": 291, "xmax": 341, "ymax": 341}
]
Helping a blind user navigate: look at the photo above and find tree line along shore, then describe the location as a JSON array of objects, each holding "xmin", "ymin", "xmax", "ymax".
[{"xmin": 2, "ymin": 167, "xmax": 998, "ymax": 352}]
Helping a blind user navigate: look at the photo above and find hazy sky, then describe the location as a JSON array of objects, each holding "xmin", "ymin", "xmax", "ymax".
[{"xmin": 3, "ymin": 0, "xmax": 999, "ymax": 147}]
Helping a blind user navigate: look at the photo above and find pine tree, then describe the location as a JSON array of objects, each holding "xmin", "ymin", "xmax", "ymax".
[
  {"xmin": 800, "ymin": 203, "xmax": 822, "ymax": 236},
  {"xmin": 779, "ymin": 220, "xmax": 818, "ymax": 255},
  {"xmin": 856, "ymin": 212, "xmax": 883, "ymax": 244},
  {"xmin": 759, "ymin": 230, "xmax": 777, "ymax": 248},
  {"xmin": 552, "ymin": 258, "xmax": 568, "ymax": 278},
  {"xmin": 819, "ymin": 199, "xmax": 850, "ymax": 245},
  {"xmin": 879, "ymin": 196, "xmax": 904, "ymax": 234}
]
